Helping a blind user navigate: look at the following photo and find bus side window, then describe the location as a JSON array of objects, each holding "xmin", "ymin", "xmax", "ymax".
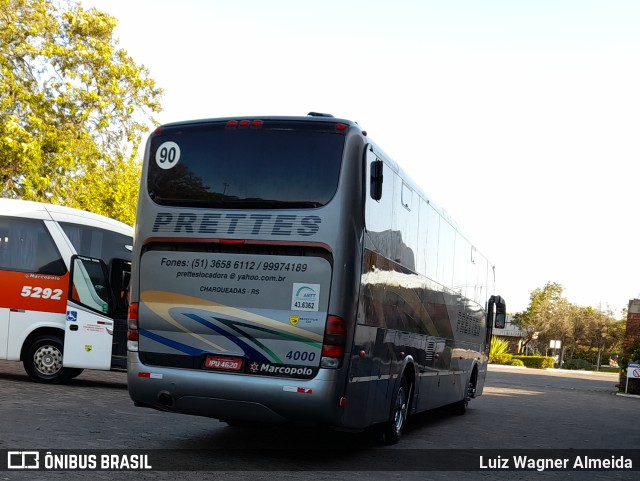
[
  {"xmin": 59, "ymin": 222, "xmax": 132, "ymax": 266},
  {"xmin": 36, "ymin": 230, "xmax": 66, "ymax": 274},
  {"xmin": 0, "ymin": 217, "xmax": 66, "ymax": 275}
]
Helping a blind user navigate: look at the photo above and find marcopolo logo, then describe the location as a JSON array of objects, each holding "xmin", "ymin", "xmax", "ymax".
[{"xmin": 249, "ymin": 362, "xmax": 315, "ymax": 379}]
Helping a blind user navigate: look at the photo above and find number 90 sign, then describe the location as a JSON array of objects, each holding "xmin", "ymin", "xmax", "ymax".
[{"xmin": 155, "ymin": 141, "xmax": 181, "ymax": 169}]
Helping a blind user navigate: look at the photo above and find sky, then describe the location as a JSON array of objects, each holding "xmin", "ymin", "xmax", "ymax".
[{"xmin": 81, "ymin": 0, "xmax": 640, "ymax": 316}]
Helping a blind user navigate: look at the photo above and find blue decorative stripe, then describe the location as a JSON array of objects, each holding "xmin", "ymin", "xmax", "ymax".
[
  {"xmin": 139, "ymin": 328, "xmax": 206, "ymax": 356},
  {"xmin": 183, "ymin": 313, "xmax": 270, "ymax": 362}
]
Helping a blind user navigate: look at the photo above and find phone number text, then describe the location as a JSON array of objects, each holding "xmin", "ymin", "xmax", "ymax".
[{"xmin": 187, "ymin": 259, "xmax": 308, "ymax": 272}]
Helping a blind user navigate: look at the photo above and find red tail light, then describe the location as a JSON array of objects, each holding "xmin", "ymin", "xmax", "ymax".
[
  {"xmin": 219, "ymin": 238, "xmax": 246, "ymax": 245},
  {"xmin": 321, "ymin": 315, "xmax": 346, "ymax": 366},
  {"xmin": 128, "ymin": 302, "xmax": 139, "ymax": 341},
  {"xmin": 322, "ymin": 344, "xmax": 344, "ymax": 357},
  {"xmin": 226, "ymin": 119, "xmax": 263, "ymax": 129}
]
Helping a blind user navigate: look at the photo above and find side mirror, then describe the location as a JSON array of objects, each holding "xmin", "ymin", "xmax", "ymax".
[
  {"xmin": 489, "ymin": 295, "xmax": 507, "ymax": 329},
  {"xmin": 370, "ymin": 159, "xmax": 383, "ymax": 201}
]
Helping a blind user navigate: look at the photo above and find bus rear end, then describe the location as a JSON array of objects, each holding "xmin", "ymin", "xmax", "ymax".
[{"xmin": 127, "ymin": 116, "xmax": 361, "ymax": 425}]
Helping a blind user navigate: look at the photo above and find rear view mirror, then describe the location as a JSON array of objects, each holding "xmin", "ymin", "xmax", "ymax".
[
  {"xmin": 489, "ymin": 295, "xmax": 506, "ymax": 329},
  {"xmin": 370, "ymin": 159, "xmax": 383, "ymax": 201}
]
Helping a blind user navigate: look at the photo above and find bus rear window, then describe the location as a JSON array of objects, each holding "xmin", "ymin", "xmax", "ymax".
[{"xmin": 147, "ymin": 122, "xmax": 345, "ymax": 208}]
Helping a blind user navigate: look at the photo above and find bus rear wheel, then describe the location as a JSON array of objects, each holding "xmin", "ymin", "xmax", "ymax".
[
  {"xmin": 23, "ymin": 335, "xmax": 78, "ymax": 384},
  {"xmin": 382, "ymin": 376, "xmax": 410, "ymax": 445}
]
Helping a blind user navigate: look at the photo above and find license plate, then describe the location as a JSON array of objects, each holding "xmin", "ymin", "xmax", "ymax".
[{"xmin": 204, "ymin": 355, "xmax": 244, "ymax": 371}]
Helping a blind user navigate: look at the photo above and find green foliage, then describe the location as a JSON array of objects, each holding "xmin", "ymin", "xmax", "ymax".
[
  {"xmin": 513, "ymin": 282, "xmax": 623, "ymax": 365},
  {"xmin": 620, "ymin": 339, "xmax": 640, "ymax": 371},
  {"xmin": 0, "ymin": 0, "xmax": 163, "ymax": 223},
  {"xmin": 512, "ymin": 282, "xmax": 570, "ymax": 349},
  {"xmin": 510, "ymin": 359, "xmax": 524, "ymax": 367},
  {"xmin": 596, "ymin": 366, "xmax": 620, "ymax": 373},
  {"xmin": 511, "ymin": 355, "xmax": 555, "ymax": 369},
  {"xmin": 619, "ymin": 339, "xmax": 640, "ymax": 394},
  {"xmin": 492, "ymin": 353, "xmax": 513, "ymax": 365},
  {"xmin": 489, "ymin": 336, "xmax": 510, "ymax": 364},
  {"xmin": 562, "ymin": 359, "xmax": 593, "ymax": 370},
  {"xmin": 565, "ymin": 346, "xmax": 617, "ymax": 367}
]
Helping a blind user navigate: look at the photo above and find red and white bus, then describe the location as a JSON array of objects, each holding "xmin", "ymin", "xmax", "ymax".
[{"xmin": 0, "ymin": 199, "xmax": 133, "ymax": 383}]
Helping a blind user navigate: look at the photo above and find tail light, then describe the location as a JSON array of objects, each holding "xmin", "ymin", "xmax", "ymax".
[
  {"xmin": 226, "ymin": 119, "xmax": 263, "ymax": 128},
  {"xmin": 127, "ymin": 302, "xmax": 139, "ymax": 352},
  {"xmin": 321, "ymin": 315, "xmax": 346, "ymax": 368}
]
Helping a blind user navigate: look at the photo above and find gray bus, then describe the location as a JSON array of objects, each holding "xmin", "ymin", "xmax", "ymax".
[{"xmin": 127, "ymin": 113, "xmax": 506, "ymax": 444}]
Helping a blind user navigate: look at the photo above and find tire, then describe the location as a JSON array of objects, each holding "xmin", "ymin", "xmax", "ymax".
[
  {"xmin": 68, "ymin": 368, "xmax": 85, "ymax": 379},
  {"xmin": 23, "ymin": 335, "xmax": 75, "ymax": 384},
  {"xmin": 450, "ymin": 370, "xmax": 477, "ymax": 416},
  {"xmin": 382, "ymin": 376, "xmax": 410, "ymax": 445},
  {"xmin": 449, "ymin": 395, "xmax": 468, "ymax": 416}
]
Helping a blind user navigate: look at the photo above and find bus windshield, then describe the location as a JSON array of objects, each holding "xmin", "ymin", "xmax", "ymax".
[{"xmin": 148, "ymin": 121, "xmax": 345, "ymax": 208}]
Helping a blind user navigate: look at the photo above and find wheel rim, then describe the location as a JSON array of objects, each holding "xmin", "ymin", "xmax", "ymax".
[
  {"xmin": 33, "ymin": 344, "xmax": 63, "ymax": 375},
  {"xmin": 467, "ymin": 382, "xmax": 474, "ymax": 400},
  {"xmin": 466, "ymin": 374, "xmax": 477, "ymax": 400},
  {"xmin": 393, "ymin": 385, "xmax": 407, "ymax": 432}
]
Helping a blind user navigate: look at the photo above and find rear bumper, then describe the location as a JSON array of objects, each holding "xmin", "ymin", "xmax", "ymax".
[{"xmin": 127, "ymin": 352, "xmax": 343, "ymax": 425}]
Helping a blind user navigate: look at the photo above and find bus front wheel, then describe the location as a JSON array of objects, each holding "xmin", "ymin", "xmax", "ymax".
[
  {"xmin": 449, "ymin": 369, "xmax": 477, "ymax": 416},
  {"xmin": 23, "ymin": 335, "xmax": 78, "ymax": 384}
]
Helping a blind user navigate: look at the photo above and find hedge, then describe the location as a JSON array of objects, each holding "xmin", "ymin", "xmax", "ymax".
[
  {"xmin": 492, "ymin": 353, "xmax": 513, "ymax": 365},
  {"xmin": 563, "ymin": 359, "xmax": 593, "ymax": 370},
  {"xmin": 511, "ymin": 355, "xmax": 555, "ymax": 369}
]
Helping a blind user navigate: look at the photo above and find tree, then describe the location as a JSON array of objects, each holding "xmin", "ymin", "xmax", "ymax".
[
  {"xmin": 512, "ymin": 282, "xmax": 571, "ymax": 354},
  {"xmin": 0, "ymin": 0, "xmax": 162, "ymax": 224},
  {"xmin": 514, "ymin": 282, "xmax": 624, "ymax": 367}
]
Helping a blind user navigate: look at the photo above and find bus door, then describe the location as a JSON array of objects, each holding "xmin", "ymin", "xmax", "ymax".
[
  {"xmin": 62, "ymin": 255, "xmax": 114, "ymax": 370},
  {"xmin": 107, "ymin": 258, "xmax": 131, "ymax": 369}
]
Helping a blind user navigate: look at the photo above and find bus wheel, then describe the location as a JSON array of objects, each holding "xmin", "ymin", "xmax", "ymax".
[
  {"xmin": 23, "ymin": 335, "xmax": 74, "ymax": 384},
  {"xmin": 450, "ymin": 370, "xmax": 477, "ymax": 415},
  {"xmin": 382, "ymin": 376, "xmax": 409, "ymax": 445}
]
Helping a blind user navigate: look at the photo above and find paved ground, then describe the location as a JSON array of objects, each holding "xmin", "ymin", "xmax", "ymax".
[{"xmin": 0, "ymin": 361, "xmax": 637, "ymax": 480}]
